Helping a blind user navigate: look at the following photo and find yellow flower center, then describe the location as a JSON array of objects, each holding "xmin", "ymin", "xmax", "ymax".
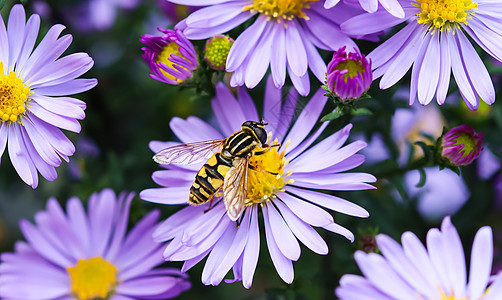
[
  {"xmin": 67, "ymin": 257, "xmax": 118, "ymax": 300},
  {"xmin": 0, "ymin": 62, "xmax": 30, "ymax": 123},
  {"xmin": 157, "ymin": 42, "xmax": 190, "ymax": 83},
  {"xmin": 413, "ymin": 0, "xmax": 478, "ymax": 33},
  {"xmin": 334, "ymin": 59, "xmax": 366, "ymax": 83},
  {"xmin": 451, "ymin": 132, "xmax": 476, "ymax": 159},
  {"xmin": 243, "ymin": 0, "xmax": 318, "ymax": 22},
  {"xmin": 246, "ymin": 141, "xmax": 292, "ymax": 205}
]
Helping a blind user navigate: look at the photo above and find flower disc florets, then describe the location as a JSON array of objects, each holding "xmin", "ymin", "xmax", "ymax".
[
  {"xmin": 140, "ymin": 28, "xmax": 198, "ymax": 85},
  {"xmin": 326, "ymin": 47, "xmax": 372, "ymax": 102},
  {"xmin": 246, "ymin": 141, "xmax": 292, "ymax": 205},
  {"xmin": 441, "ymin": 124, "xmax": 483, "ymax": 166},
  {"xmin": 0, "ymin": 64, "xmax": 30, "ymax": 123},
  {"xmin": 413, "ymin": 0, "xmax": 478, "ymax": 33},
  {"xmin": 204, "ymin": 35, "xmax": 234, "ymax": 70},
  {"xmin": 243, "ymin": 0, "xmax": 318, "ymax": 22},
  {"xmin": 67, "ymin": 257, "xmax": 118, "ymax": 300}
]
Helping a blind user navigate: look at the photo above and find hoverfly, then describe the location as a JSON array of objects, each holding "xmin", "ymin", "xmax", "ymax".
[{"xmin": 153, "ymin": 121, "xmax": 272, "ymax": 221}]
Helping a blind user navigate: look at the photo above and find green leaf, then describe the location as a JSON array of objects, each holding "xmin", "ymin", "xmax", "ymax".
[
  {"xmin": 20, "ymin": 0, "xmax": 29, "ymax": 5},
  {"xmin": 320, "ymin": 109, "xmax": 344, "ymax": 122},
  {"xmin": 415, "ymin": 168, "xmax": 427, "ymax": 188},
  {"xmin": 0, "ymin": 0, "xmax": 6, "ymax": 10},
  {"xmin": 351, "ymin": 107, "xmax": 373, "ymax": 116}
]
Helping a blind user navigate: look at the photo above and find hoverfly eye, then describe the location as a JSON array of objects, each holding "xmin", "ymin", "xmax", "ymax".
[
  {"xmin": 255, "ymin": 127, "xmax": 268, "ymax": 145},
  {"xmin": 242, "ymin": 121, "xmax": 252, "ymax": 128}
]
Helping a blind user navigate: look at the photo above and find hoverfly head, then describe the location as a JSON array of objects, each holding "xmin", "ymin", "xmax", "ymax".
[{"xmin": 242, "ymin": 120, "xmax": 268, "ymax": 146}]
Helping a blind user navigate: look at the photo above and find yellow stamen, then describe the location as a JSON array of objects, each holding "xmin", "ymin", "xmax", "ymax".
[
  {"xmin": 0, "ymin": 62, "xmax": 30, "ymax": 124},
  {"xmin": 157, "ymin": 42, "xmax": 190, "ymax": 83},
  {"xmin": 413, "ymin": 0, "xmax": 478, "ymax": 33},
  {"xmin": 243, "ymin": 0, "xmax": 318, "ymax": 22},
  {"xmin": 246, "ymin": 140, "xmax": 292, "ymax": 205},
  {"xmin": 67, "ymin": 257, "xmax": 118, "ymax": 300}
]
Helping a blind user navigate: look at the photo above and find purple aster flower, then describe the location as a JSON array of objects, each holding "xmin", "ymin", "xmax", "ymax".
[
  {"xmin": 168, "ymin": 0, "xmax": 364, "ymax": 95},
  {"xmin": 141, "ymin": 28, "xmax": 198, "ymax": 85},
  {"xmin": 140, "ymin": 77, "xmax": 376, "ymax": 288},
  {"xmin": 326, "ymin": 46, "xmax": 372, "ymax": 101},
  {"xmin": 325, "ymin": 0, "xmax": 405, "ymax": 18},
  {"xmin": 0, "ymin": 4, "xmax": 97, "ymax": 188},
  {"xmin": 0, "ymin": 189, "xmax": 191, "ymax": 299},
  {"xmin": 336, "ymin": 216, "xmax": 502, "ymax": 300},
  {"xmin": 342, "ymin": 0, "xmax": 501, "ymax": 110},
  {"xmin": 405, "ymin": 167, "xmax": 469, "ymax": 219},
  {"xmin": 441, "ymin": 124, "xmax": 484, "ymax": 167},
  {"xmin": 65, "ymin": 0, "xmax": 140, "ymax": 32}
]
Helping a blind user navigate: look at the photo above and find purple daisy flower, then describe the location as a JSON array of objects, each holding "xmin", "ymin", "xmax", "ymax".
[
  {"xmin": 325, "ymin": 0, "xmax": 405, "ymax": 18},
  {"xmin": 441, "ymin": 124, "xmax": 484, "ymax": 167},
  {"xmin": 141, "ymin": 28, "xmax": 198, "ymax": 85},
  {"xmin": 326, "ymin": 46, "xmax": 372, "ymax": 101},
  {"xmin": 0, "ymin": 4, "xmax": 97, "ymax": 188},
  {"xmin": 336, "ymin": 216, "xmax": 502, "ymax": 300},
  {"xmin": 341, "ymin": 0, "xmax": 501, "ymax": 110},
  {"xmin": 140, "ymin": 77, "xmax": 375, "ymax": 287},
  {"xmin": 0, "ymin": 189, "xmax": 191, "ymax": 300},
  {"xmin": 168, "ymin": 0, "xmax": 364, "ymax": 95}
]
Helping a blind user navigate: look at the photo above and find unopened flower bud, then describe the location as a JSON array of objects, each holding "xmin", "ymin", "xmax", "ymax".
[
  {"xmin": 204, "ymin": 35, "xmax": 234, "ymax": 71},
  {"xmin": 326, "ymin": 46, "xmax": 372, "ymax": 102},
  {"xmin": 140, "ymin": 28, "xmax": 198, "ymax": 85},
  {"xmin": 441, "ymin": 125, "xmax": 483, "ymax": 166}
]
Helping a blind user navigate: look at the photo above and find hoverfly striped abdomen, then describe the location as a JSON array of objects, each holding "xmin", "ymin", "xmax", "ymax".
[{"xmin": 189, "ymin": 153, "xmax": 232, "ymax": 205}]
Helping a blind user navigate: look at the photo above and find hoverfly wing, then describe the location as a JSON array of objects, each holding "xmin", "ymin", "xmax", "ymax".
[
  {"xmin": 153, "ymin": 139, "xmax": 225, "ymax": 165},
  {"xmin": 223, "ymin": 157, "xmax": 248, "ymax": 221}
]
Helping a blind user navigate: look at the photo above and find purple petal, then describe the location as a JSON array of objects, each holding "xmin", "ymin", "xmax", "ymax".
[
  {"xmin": 265, "ymin": 202, "xmax": 301, "ymax": 261},
  {"xmin": 208, "ymin": 211, "xmax": 251, "ymax": 285},
  {"xmin": 226, "ymin": 15, "xmax": 267, "ymax": 71},
  {"xmin": 286, "ymin": 187, "xmax": 369, "ymax": 217},
  {"xmin": 262, "ymin": 205, "xmax": 294, "ymax": 284},
  {"xmin": 201, "ymin": 225, "xmax": 237, "ymax": 285},
  {"xmin": 244, "ymin": 23, "xmax": 273, "ymax": 89},
  {"xmin": 277, "ymin": 192, "xmax": 333, "ymax": 227},
  {"xmin": 139, "ymin": 187, "xmax": 190, "ymax": 205},
  {"xmin": 274, "ymin": 199, "xmax": 328, "ymax": 254},
  {"xmin": 281, "ymin": 89, "xmax": 326, "ymax": 153},
  {"xmin": 212, "ymin": 82, "xmax": 247, "ymax": 135},
  {"xmin": 7, "ymin": 4, "xmax": 26, "ymax": 67},
  {"xmin": 467, "ymin": 226, "xmax": 493, "ymax": 299},
  {"xmin": 242, "ymin": 206, "xmax": 260, "ymax": 288},
  {"xmin": 88, "ymin": 189, "xmax": 116, "ymax": 256}
]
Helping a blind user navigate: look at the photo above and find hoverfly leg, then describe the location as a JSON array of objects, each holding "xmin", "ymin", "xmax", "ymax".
[
  {"xmin": 255, "ymin": 143, "xmax": 281, "ymax": 155},
  {"xmin": 248, "ymin": 163, "xmax": 279, "ymax": 176},
  {"xmin": 204, "ymin": 197, "xmax": 215, "ymax": 214}
]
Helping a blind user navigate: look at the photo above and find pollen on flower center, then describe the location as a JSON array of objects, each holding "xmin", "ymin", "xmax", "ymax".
[
  {"xmin": 413, "ymin": 0, "xmax": 478, "ymax": 32},
  {"xmin": 67, "ymin": 256, "xmax": 118, "ymax": 300},
  {"xmin": 0, "ymin": 63, "xmax": 30, "ymax": 123},
  {"xmin": 157, "ymin": 42, "xmax": 190, "ymax": 83},
  {"xmin": 243, "ymin": 0, "xmax": 318, "ymax": 22},
  {"xmin": 246, "ymin": 141, "xmax": 292, "ymax": 205}
]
